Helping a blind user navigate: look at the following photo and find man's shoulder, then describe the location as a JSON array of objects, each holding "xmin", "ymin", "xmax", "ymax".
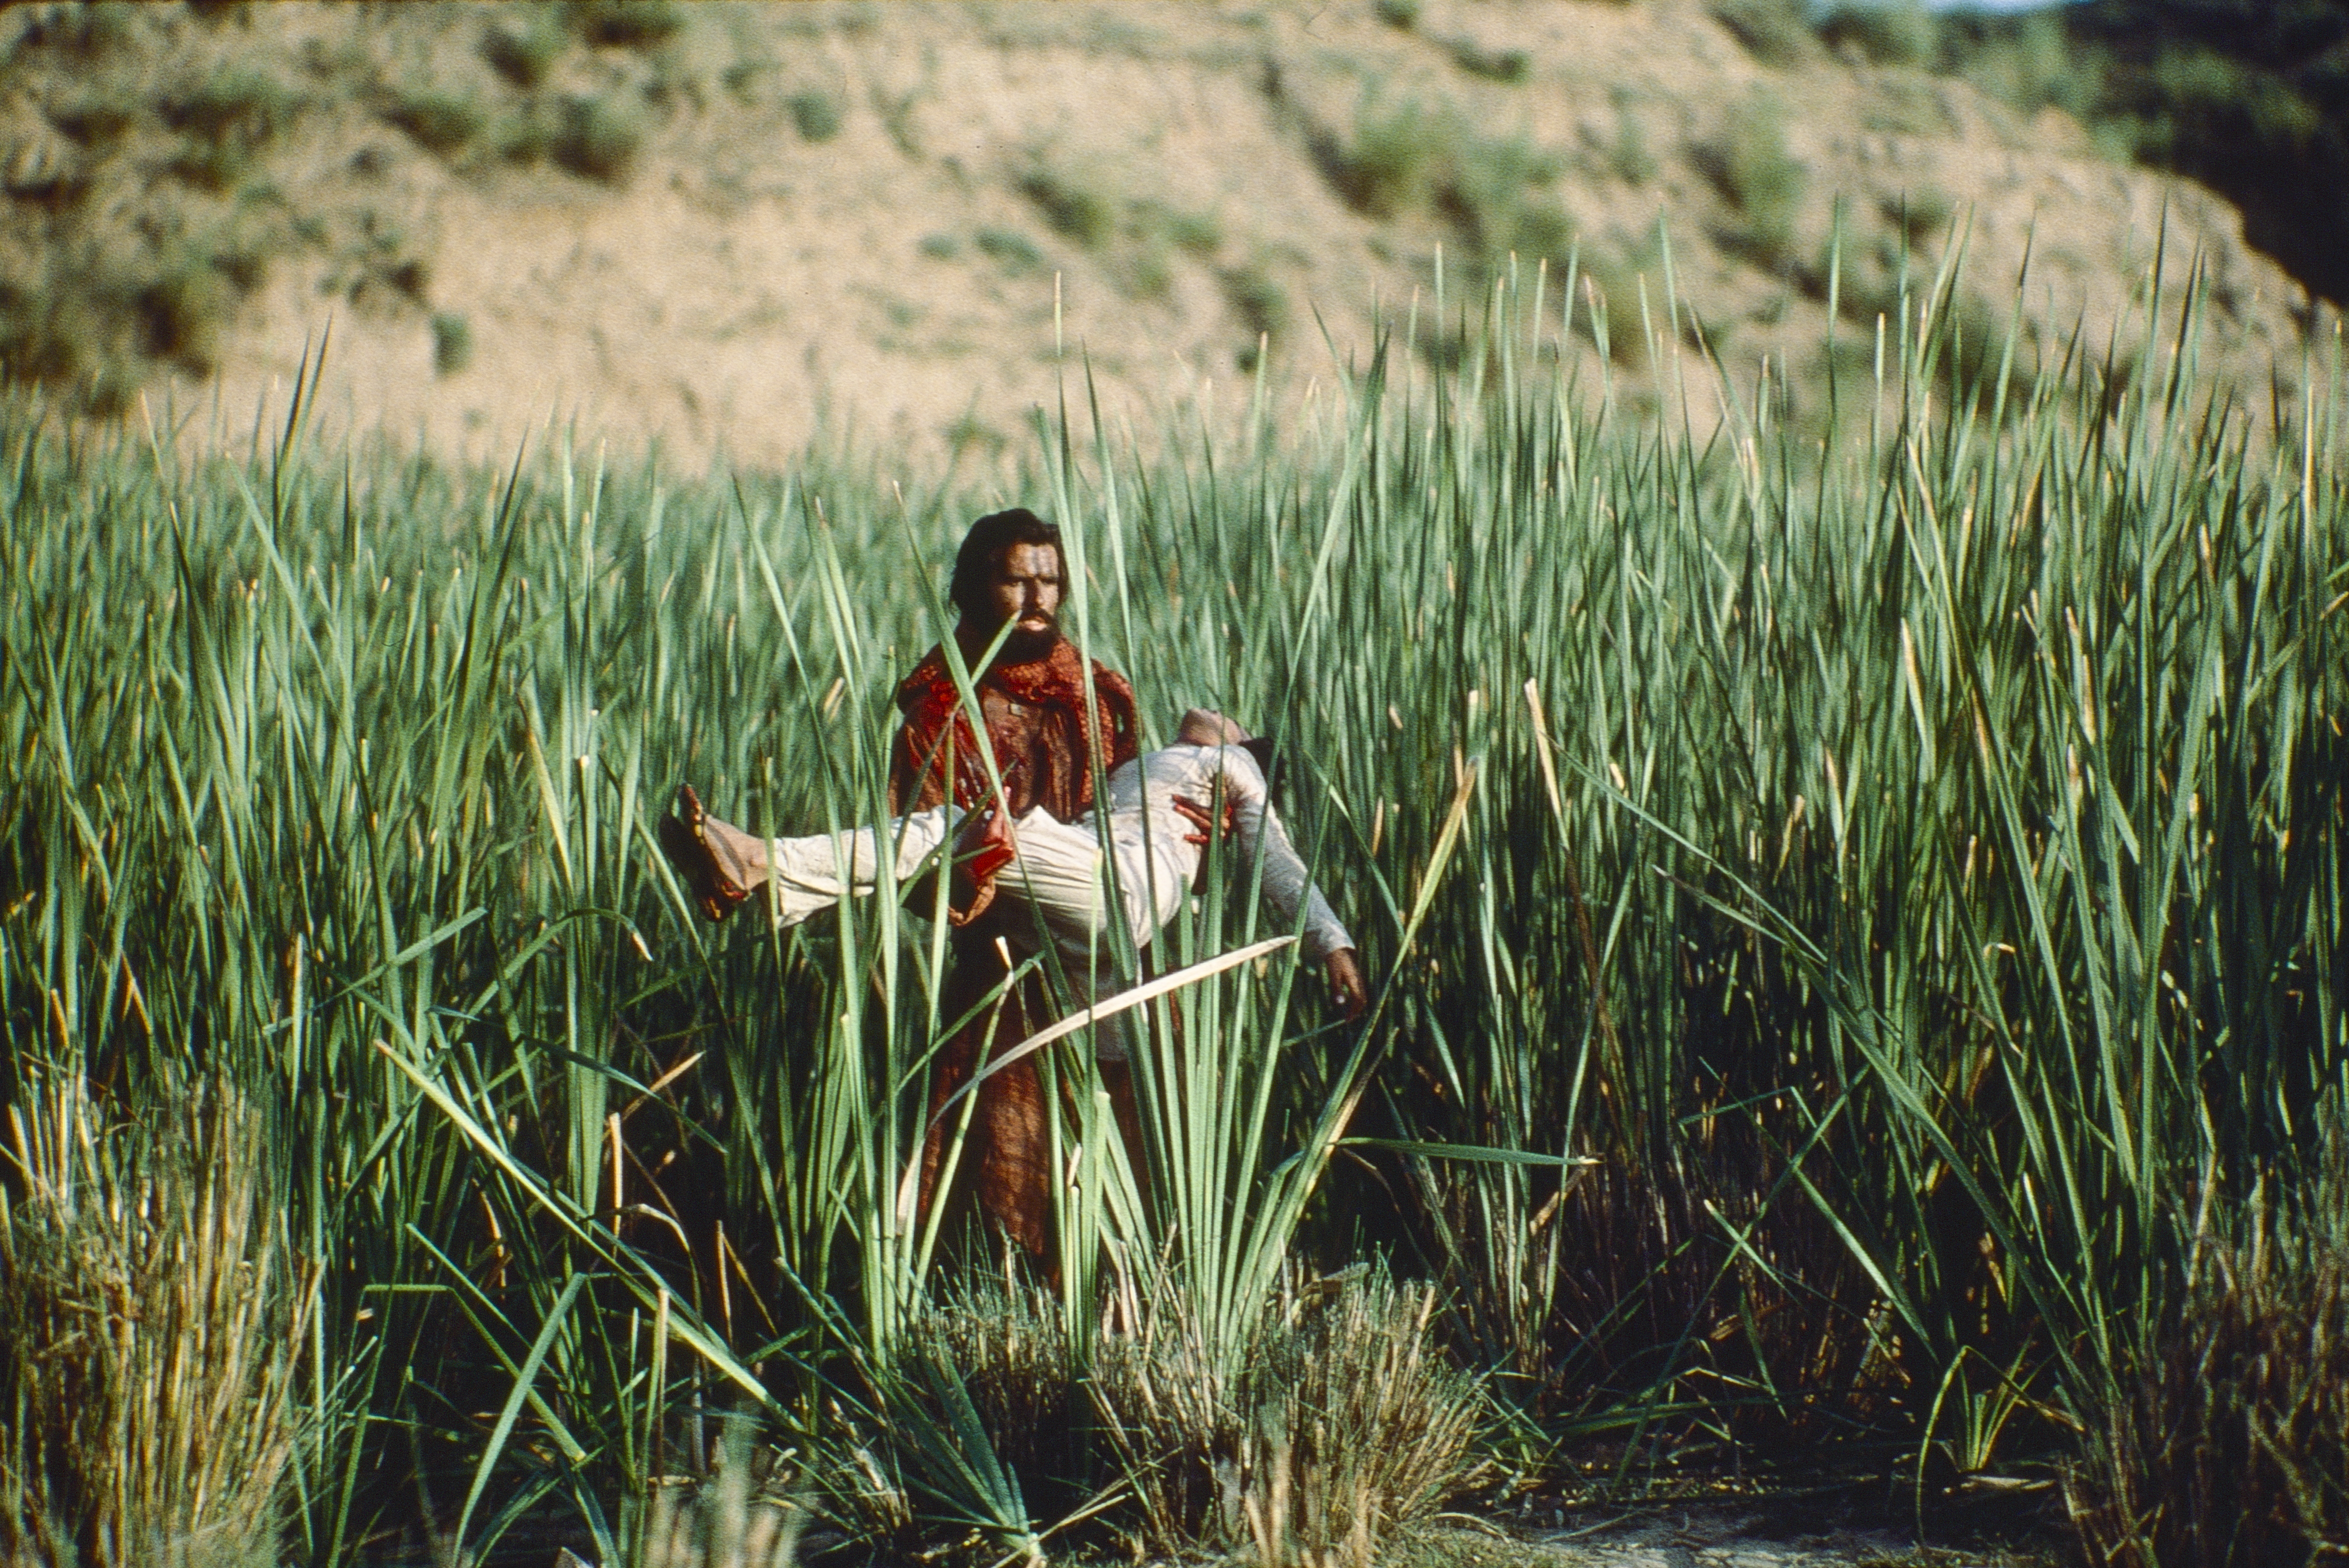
[
  {"xmin": 894, "ymin": 644, "xmax": 954, "ymax": 717},
  {"xmin": 1080, "ymin": 653, "xmax": 1135, "ymax": 711}
]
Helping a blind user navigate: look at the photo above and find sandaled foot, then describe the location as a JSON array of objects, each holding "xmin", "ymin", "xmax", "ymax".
[{"xmin": 659, "ymin": 785, "xmax": 753, "ymax": 923}]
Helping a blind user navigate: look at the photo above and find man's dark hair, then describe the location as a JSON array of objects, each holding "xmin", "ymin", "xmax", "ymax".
[{"xmin": 950, "ymin": 508, "xmax": 1063, "ymax": 620}]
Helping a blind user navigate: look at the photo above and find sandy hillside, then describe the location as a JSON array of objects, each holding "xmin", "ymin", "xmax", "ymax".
[{"xmin": 0, "ymin": 0, "xmax": 2323, "ymax": 472}]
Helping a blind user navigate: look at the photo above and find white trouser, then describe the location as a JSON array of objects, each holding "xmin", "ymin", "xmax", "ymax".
[{"xmin": 764, "ymin": 807, "xmax": 1190, "ymax": 1060}]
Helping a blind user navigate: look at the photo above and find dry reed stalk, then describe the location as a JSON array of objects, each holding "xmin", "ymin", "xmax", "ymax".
[{"xmin": 0, "ymin": 1071, "xmax": 312, "ymax": 1568}]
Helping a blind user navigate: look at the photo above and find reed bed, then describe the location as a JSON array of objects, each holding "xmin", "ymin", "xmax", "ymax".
[{"xmin": 0, "ymin": 242, "xmax": 2342, "ymax": 1565}]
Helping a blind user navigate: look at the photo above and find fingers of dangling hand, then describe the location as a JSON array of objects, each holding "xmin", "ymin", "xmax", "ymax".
[
  {"xmin": 1171, "ymin": 793, "xmax": 1242, "ymax": 847},
  {"xmin": 1171, "ymin": 795, "xmax": 1216, "ymax": 846},
  {"xmin": 1325, "ymin": 948, "xmax": 1369, "ymax": 1021}
]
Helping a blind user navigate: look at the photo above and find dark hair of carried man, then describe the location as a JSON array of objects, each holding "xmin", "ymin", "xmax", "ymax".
[{"xmin": 949, "ymin": 507, "xmax": 1063, "ymax": 620}]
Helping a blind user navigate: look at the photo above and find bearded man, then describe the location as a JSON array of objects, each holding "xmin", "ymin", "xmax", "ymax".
[
  {"xmin": 664, "ymin": 509, "xmax": 1161, "ymax": 1261},
  {"xmin": 887, "ymin": 507, "xmax": 1145, "ymax": 1261}
]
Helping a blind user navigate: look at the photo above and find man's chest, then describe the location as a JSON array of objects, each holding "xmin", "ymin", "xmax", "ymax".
[{"xmin": 979, "ymin": 691, "xmax": 1051, "ymax": 750}]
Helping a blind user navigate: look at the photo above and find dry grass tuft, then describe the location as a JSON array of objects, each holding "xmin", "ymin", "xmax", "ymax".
[
  {"xmin": 0, "ymin": 1071, "xmax": 312, "ymax": 1568},
  {"xmin": 629, "ymin": 1430, "xmax": 806, "ymax": 1568},
  {"xmin": 1092, "ymin": 1266, "xmax": 1487, "ymax": 1566},
  {"xmin": 2068, "ymin": 1145, "xmax": 2349, "ymax": 1567},
  {"xmin": 905, "ymin": 1266, "xmax": 1085, "ymax": 1493},
  {"xmin": 860, "ymin": 1263, "xmax": 1484, "ymax": 1564}
]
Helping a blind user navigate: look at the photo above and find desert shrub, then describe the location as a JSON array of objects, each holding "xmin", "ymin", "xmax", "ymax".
[
  {"xmin": 1861, "ymin": 75, "xmax": 1957, "ymax": 135},
  {"xmin": 2069, "ymin": 1147, "xmax": 2349, "ymax": 1567},
  {"xmin": 1929, "ymin": 4, "xmax": 2349, "ymax": 305},
  {"xmin": 492, "ymin": 104, "xmax": 555, "ymax": 166},
  {"xmin": 1697, "ymin": 92, "xmax": 1807, "ymax": 270},
  {"xmin": 1316, "ymin": 97, "xmax": 1573, "ymax": 283},
  {"xmin": 431, "ymin": 311, "xmax": 473, "ymax": 375},
  {"xmin": 1816, "ymin": 2, "xmax": 1938, "ymax": 69},
  {"xmin": 1450, "ymin": 41, "xmax": 1531, "ymax": 84},
  {"xmin": 1155, "ymin": 203, "xmax": 1223, "ymax": 257},
  {"xmin": 1880, "ymin": 185, "xmax": 1953, "ymax": 245},
  {"xmin": 156, "ymin": 70, "xmax": 297, "ymax": 193},
  {"xmin": 164, "ymin": 138, "xmax": 251, "ymax": 193},
  {"xmin": 974, "ymin": 226, "xmax": 1043, "ymax": 274},
  {"xmin": 1939, "ymin": 12, "xmax": 2090, "ymax": 119},
  {"xmin": 786, "ymin": 88, "xmax": 843, "ymax": 143},
  {"xmin": 1610, "ymin": 108, "xmax": 1658, "ymax": 184},
  {"xmin": 0, "ymin": 229, "xmax": 267, "ymax": 407},
  {"xmin": 1374, "ymin": 0, "xmax": 1421, "ymax": 30},
  {"xmin": 1118, "ymin": 243, "xmax": 1174, "ymax": 302},
  {"xmin": 1224, "ymin": 261, "xmax": 1290, "ymax": 365},
  {"xmin": 570, "ymin": 0, "xmax": 684, "ymax": 52},
  {"xmin": 552, "ymin": 94, "xmax": 644, "ymax": 183},
  {"xmin": 7, "ymin": 2, "xmax": 142, "ymax": 61},
  {"xmin": 160, "ymin": 70, "xmax": 297, "ymax": 145},
  {"xmin": 1321, "ymin": 97, "xmax": 1441, "ymax": 219},
  {"xmin": 1436, "ymin": 133, "xmax": 1570, "ymax": 265},
  {"xmin": 1708, "ymin": 0, "xmax": 1819, "ymax": 67},
  {"xmin": 0, "ymin": 1073, "xmax": 312, "ymax": 1567},
  {"xmin": 1018, "ymin": 161, "xmax": 1114, "ymax": 247},
  {"xmin": 384, "ymin": 90, "xmax": 485, "ymax": 156},
  {"xmin": 47, "ymin": 96, "xmax": 136, "ymax": 147},
  {"xmin": 482, "ymin": 11, "xmax": 570, "ymax": 89},
  {"xmin": 137, "ymin": 259, "xmax": 236, "ymax": 373}
]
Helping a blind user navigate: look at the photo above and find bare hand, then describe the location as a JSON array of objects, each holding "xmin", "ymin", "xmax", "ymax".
[
  {"xmin": 1171, "ymin": 792, "xmax": 1239, "ymax": 848},
  {"xmin": 1324, "ymin": 948, "xmax": 1368, "ymax": 1021}
]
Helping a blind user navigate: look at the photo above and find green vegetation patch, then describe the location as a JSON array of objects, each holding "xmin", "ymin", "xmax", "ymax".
[
  {"xmin": 384, "ymin": 90, "xmax": 488, "ymax": 158},
  {"xmin": 0, "ymin": 259, "xmax": 2342, "ymax": 1565},
  {"xmin": 785, "ymin": 87, "xmax": 844, "ymax": 143},
  {"xmin": 430, "ymin": 311, "xmax": 474, "ymax": 375},
  {"xmin": 1697, "ymin": 91, "xmax": 1808, "ymax": 270},
  {"xmin": 569, "ymin": 0, "xmax": 684, "ymax": 52},
  {"xmin": 1709, "ymin": 0, "xmax": 1820, "ymax": 67},
  {"xmin": 1017, "ymin": 160, "xmax": 1115, "ymax": 247},
  {"xmin": 480, "ymin": 12, "xmax": 570, "ymax": 89},
  {"xmin": 1843, "ymin": 0, "xmax": 2349, "ymax": 306},
  {"xmin": 974, "ymin": 225, "xmax": 1044, "ymax": 274},
  {"xmin": 1816, "ymin": 1, "xmax": 1938, "ymax": 68},
  {"xmin": 1316, "ymin": 95, "xmax": 1577, "ymax": 288},
  {"xmin": 551, "ymin": 94, "xmax": 644, "ymax": 184}
]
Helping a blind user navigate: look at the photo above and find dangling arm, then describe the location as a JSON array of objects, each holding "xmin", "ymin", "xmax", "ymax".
[{"xmin": 1223, "ymin": 754, "xmax": 1367, "ymax": 1018}]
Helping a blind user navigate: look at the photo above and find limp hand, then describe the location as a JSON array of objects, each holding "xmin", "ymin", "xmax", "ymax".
[
  {"xmin": 1324, "ymin": 947, "xmax": 1369, "ymax": 1021},
  {"xmin": 1170, "ymin": 792, "xmax": 1239, "ymax": 847}
]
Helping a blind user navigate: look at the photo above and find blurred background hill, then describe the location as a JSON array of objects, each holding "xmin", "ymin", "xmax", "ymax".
[
  {"xmin": 0, "ymin": 0, "xmax": 2335, "ymax": 471},
  {"xmin": 1934, "ymin": 0, "xmax": 2349, "ymax": 308}
]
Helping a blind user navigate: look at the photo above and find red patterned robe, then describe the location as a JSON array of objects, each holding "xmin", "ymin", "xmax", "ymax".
[{"xmin": 892, "ymin": 636, "xmax": 1141, "ymax": 1261}]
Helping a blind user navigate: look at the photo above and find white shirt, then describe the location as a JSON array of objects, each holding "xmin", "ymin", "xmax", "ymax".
[{"xmin": 1093, "ymin": 742, "xmax": 1354, "ymax": 965}]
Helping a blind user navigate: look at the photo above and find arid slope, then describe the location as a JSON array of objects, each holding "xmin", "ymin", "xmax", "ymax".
[{"xmin": 0, "ymin": 0, "xmax": 2321, "ymax": 470}]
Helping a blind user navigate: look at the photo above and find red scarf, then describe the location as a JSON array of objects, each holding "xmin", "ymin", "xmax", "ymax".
[{"xmin": 892, "ymin": 636, "xmax": 1138, "ymax": 817}]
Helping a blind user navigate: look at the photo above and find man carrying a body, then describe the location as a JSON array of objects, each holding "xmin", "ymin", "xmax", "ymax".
[
  {"xmin": 669, "ymin": 509, "xmax": 1150, "ymax": 1259},
  {"xmin": 666, "ymin": 508, "xmax": 1366, "ymax": 1260}
]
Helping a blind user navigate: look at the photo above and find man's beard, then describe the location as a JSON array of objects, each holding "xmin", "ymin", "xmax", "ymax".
[{"xmin": 995, "ymin": 614, "xmax": 1060, "ymax": 664}]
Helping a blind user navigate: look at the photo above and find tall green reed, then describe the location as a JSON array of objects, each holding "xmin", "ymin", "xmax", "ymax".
[{"xmin": 0, "ymin": 228, "xmax": 2338, "ymax": 1563}]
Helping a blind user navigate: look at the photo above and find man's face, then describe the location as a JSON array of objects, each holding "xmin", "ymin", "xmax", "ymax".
[{"xmin": 978, "ymin": 541, "xmax": 1063, "ymax": 656}]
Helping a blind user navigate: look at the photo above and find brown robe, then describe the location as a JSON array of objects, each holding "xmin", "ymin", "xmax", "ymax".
[{"xmin": 891, "ymin": 637, "xmax": 1142, "ymax": 1261}]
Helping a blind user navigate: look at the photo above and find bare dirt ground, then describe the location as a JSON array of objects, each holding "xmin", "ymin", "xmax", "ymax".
[
  {"xmin": 1408, "ymin": 1499, "xmax": 2060, "ymax": 1568},
  {"xmin": 0, "ymin": 1, "xmax": 2323, "ymax": 475}
]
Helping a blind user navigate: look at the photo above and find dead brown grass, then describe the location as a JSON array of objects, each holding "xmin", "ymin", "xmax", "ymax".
[
  {"xmin": 2067, "ymin": 1146, "xmax": 2349, "ymax": 1567},
  {"xmin": 0, "ymin": 1072, "xmax": 313, "ymax": 1568}
]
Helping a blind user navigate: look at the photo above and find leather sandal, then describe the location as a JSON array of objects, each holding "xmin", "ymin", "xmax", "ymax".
[{"xmin": 659, "ymin": 785, "xmax": 752, "ymax": 923}]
